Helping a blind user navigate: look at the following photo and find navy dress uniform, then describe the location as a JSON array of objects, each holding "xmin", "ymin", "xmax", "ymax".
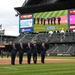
[
  {"xmin": 18, "ymin": 43, "xmax": 24, "ymax": 64},
  {"xmin": 40, "ymin": 43, "xmax": 46, "ymax": 64},
  {"xmin": 53, "ymin": 17, "xmax": 56, "ymax": 25},
  {"xmin": 27, "ymin": 43, "xmax": 32, "ymax": 64},
  {"xmin": 57, "ymin": 17, "xmax": 61, "ymax": 25},
  {"xmin": 33, "ymin": 43, "xmax": 38, "ymax": 64},
  {"xmin": 51, "ymin": 17, "xmax": 53, "ymax": 25},
  {"xmin": 47, "ymin": 18, "xmax": 50, "ymax": 25},
  {"xmin": 11, "ymin": 44, "xmax": 17, "ymax": 65}
]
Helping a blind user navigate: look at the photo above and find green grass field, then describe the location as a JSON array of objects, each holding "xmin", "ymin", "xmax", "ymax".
[
  {"xmin": 0, "ymin": 62, "xmax": 75, "ymax": 75},
  {"xmin": 0, "ymin": 56, "xmax": 75, "ymax": 75}
]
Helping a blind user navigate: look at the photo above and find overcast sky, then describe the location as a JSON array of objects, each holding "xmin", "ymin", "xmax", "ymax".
[{"xmin": 0, "ymin": 0, "xmax": 25, "ymax": 36}]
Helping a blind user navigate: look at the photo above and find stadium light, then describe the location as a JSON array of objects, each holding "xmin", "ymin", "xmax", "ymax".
[{"xmin": 15, "ymin": 14, "xmax": 18, "ymax": 17}]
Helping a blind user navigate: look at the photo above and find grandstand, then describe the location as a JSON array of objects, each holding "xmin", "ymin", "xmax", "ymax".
[
  {"xmin": 12, "ymin": 30, "xmax": 75, "ymax": 56},
  {"xmin": 0, "ymin": 29, "xmax": 17, "ymax": 45},
  {"xmin": 0, "ymin": 35, "xmax": 17, "ymax": 45},
  {"xmin": 13, "ymin": 30, "xmax": 75, "ymax": 43},
  {"xmin": 12, "ymin": 0, "xmax": 75, "ymax": 56}
]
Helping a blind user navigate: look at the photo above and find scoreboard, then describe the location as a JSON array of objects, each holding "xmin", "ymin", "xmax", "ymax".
[{"xmin": 19, "ymin": 9, "xmax": 75, "ymax": 33}]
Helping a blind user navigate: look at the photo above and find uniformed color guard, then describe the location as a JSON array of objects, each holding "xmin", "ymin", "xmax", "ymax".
[
  {"xmin": 11, "ymin": 44, "xmax": 17, "ymax": 65},
  {"xmin": 10, "ymin": 42, "xmax": 47, "ymax": 65},
  {"xmin": 27, "ymin": 43, "xmax": 32, "ymax": 64},
  {"xmin": 32, "ymin": 43, "xmax": 38, "ymax": 64},
  {"xmin": 40, "ymin": 43, "xmax": 46, "ymax": 64},
  {"xmin": 18, "ymin": 42, "xmax": 24, "ymax": 64}
]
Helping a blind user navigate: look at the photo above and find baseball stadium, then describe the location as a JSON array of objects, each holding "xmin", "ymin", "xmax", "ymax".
[{"xmin": 0, "ymin": 0, "xmax": 75, "ymax": 75}]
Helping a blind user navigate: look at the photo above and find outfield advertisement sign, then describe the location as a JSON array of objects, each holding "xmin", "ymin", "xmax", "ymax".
[{"xmin": 20, "ymin": 28, "xmax": 33, "ymax": 32}]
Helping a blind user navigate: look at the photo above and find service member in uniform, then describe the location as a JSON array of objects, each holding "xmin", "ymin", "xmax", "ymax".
[
  {"xmin": 53, "ymin": 17, "xmax": 56, "ymax": 25},
  {"xmin": 43, "ymin": 18, "xmax": 46, "ymax": 25},
  {"xmin": 47, "ymin": 18, "xmax": 50, "ymax": 25},
  {"xmin": 37, "ymin": 18, "xmax": 40, "ymax": 24},
  {"xmin": 11, "ymin": 44, "xmax": 17, "ymax": 65},
  {"xmin": 18, "ymin": 42, "xmax": 24, "ymax": 64},
  {"xmin": 27, "ymin": 43, "xmax": 32, "ymax": 64},
  {"xmin": 40, "ymin": 18, "xmax": 43, "ymax": 24},
  {"xmin": 57, "ymin": 17, "xmax": 61, "ymax": 25},
  {"xmin": 32, "ymin": 43, "xmax": 38, "ymax": 64},
  {"xmin": 51, "ymin": 17, "xmax": 53, "ymax": 25},
  {"xmin": 40, "ymin": 43, "xmax": 46, "ymax": 64}
]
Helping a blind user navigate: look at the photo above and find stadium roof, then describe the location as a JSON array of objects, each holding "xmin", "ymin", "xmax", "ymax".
[{"xmin": 14, "ymin": 0, "xmax": 75, "ymax": 14}]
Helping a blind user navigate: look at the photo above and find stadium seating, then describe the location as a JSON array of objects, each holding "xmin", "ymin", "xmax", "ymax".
[
  {"xmin": 46, "ymin": 44, "xmax": 75, "ymax": 56},
  {"xmin": 13, "ymin": 33, "xmax": 37, "ymax": 44},
  {"xmin": 21, "ymin": 33, "xmax": 37, "ymax": 43},
  {"xmin": 68, "ymin": 44, "xmax": 75, "ymax": 53},
  {"xmin": 62, "ymin": 32, "xmax": 75, "ymax": 42},
  {"xmin": 11, "ymin": 31, "xmax": 75, "ymax": 56},
  {"xmin": 12, "ymin": 31, "xmax": 75, "ymax": 44},
  {"xmin": 32, "ymin": 33, "xmax": 49, "ymax": 43},
  {"xmin": 13, "ymin": 33, "xmax": 25, "ymax": 44},
  {"xmin": 55, "ymin": 44, "xmax": 70, "ymax": 53},
  {"xmin": 46, "ymin": 44, "xmax": 58, "ymax": 53},
  {"xmin": 48, "ymin": 33, "xmax": 64, "ymax": 43}
]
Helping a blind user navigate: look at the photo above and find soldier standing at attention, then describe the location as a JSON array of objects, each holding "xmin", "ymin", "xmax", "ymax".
[
  {"xmin": 11, "ymin": 44, "xmax": 17, "ymax": 65},
  {"xmin": 57, "ymin": 17, "xmax": 61, "ymax": 25},
  {"xmin": 32, "ymin": 43, "xmax": 38, "ymax": 64},
  {"xmin": 27, "ymin": 43, "xmax": 32, "ymax": 64},
  {"xmin": 47, "ymin": 18, "xmax": 50, "ymax": 25},
  {"xmin": 40, "ymin": 43, "xmax": 46, "ymax": 64},
  {"xmin": 53, "ymin": 17, "xmax": 56, "ymax": 25},
  {"xmin": 37, "ymin": 18, "xmax": 40, "ymax": 24},
  {"xmin": 51, "ymin": 17, "xmax": 53, "ymax": 25},
  {"xmin": 18, "ymin": 42, "xmax": 24, "ymax": 64},
  {"xmin": 43, "ymin": 18, "xmax": 46, "ymax": 25}
]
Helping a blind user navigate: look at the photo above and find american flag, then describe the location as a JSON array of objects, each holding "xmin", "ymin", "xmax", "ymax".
[{"xmin": 0, "ymin": 24, "xmax": 2, "ymax": 29}]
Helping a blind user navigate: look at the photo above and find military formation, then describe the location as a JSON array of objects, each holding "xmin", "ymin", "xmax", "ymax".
[
  {"xmin": 34, "ymin": 17, "xmax": 61, "ymax": 25},
  {"xmin": 11, "ymin": 42, "xmax": 46, "ymax": 65}
]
